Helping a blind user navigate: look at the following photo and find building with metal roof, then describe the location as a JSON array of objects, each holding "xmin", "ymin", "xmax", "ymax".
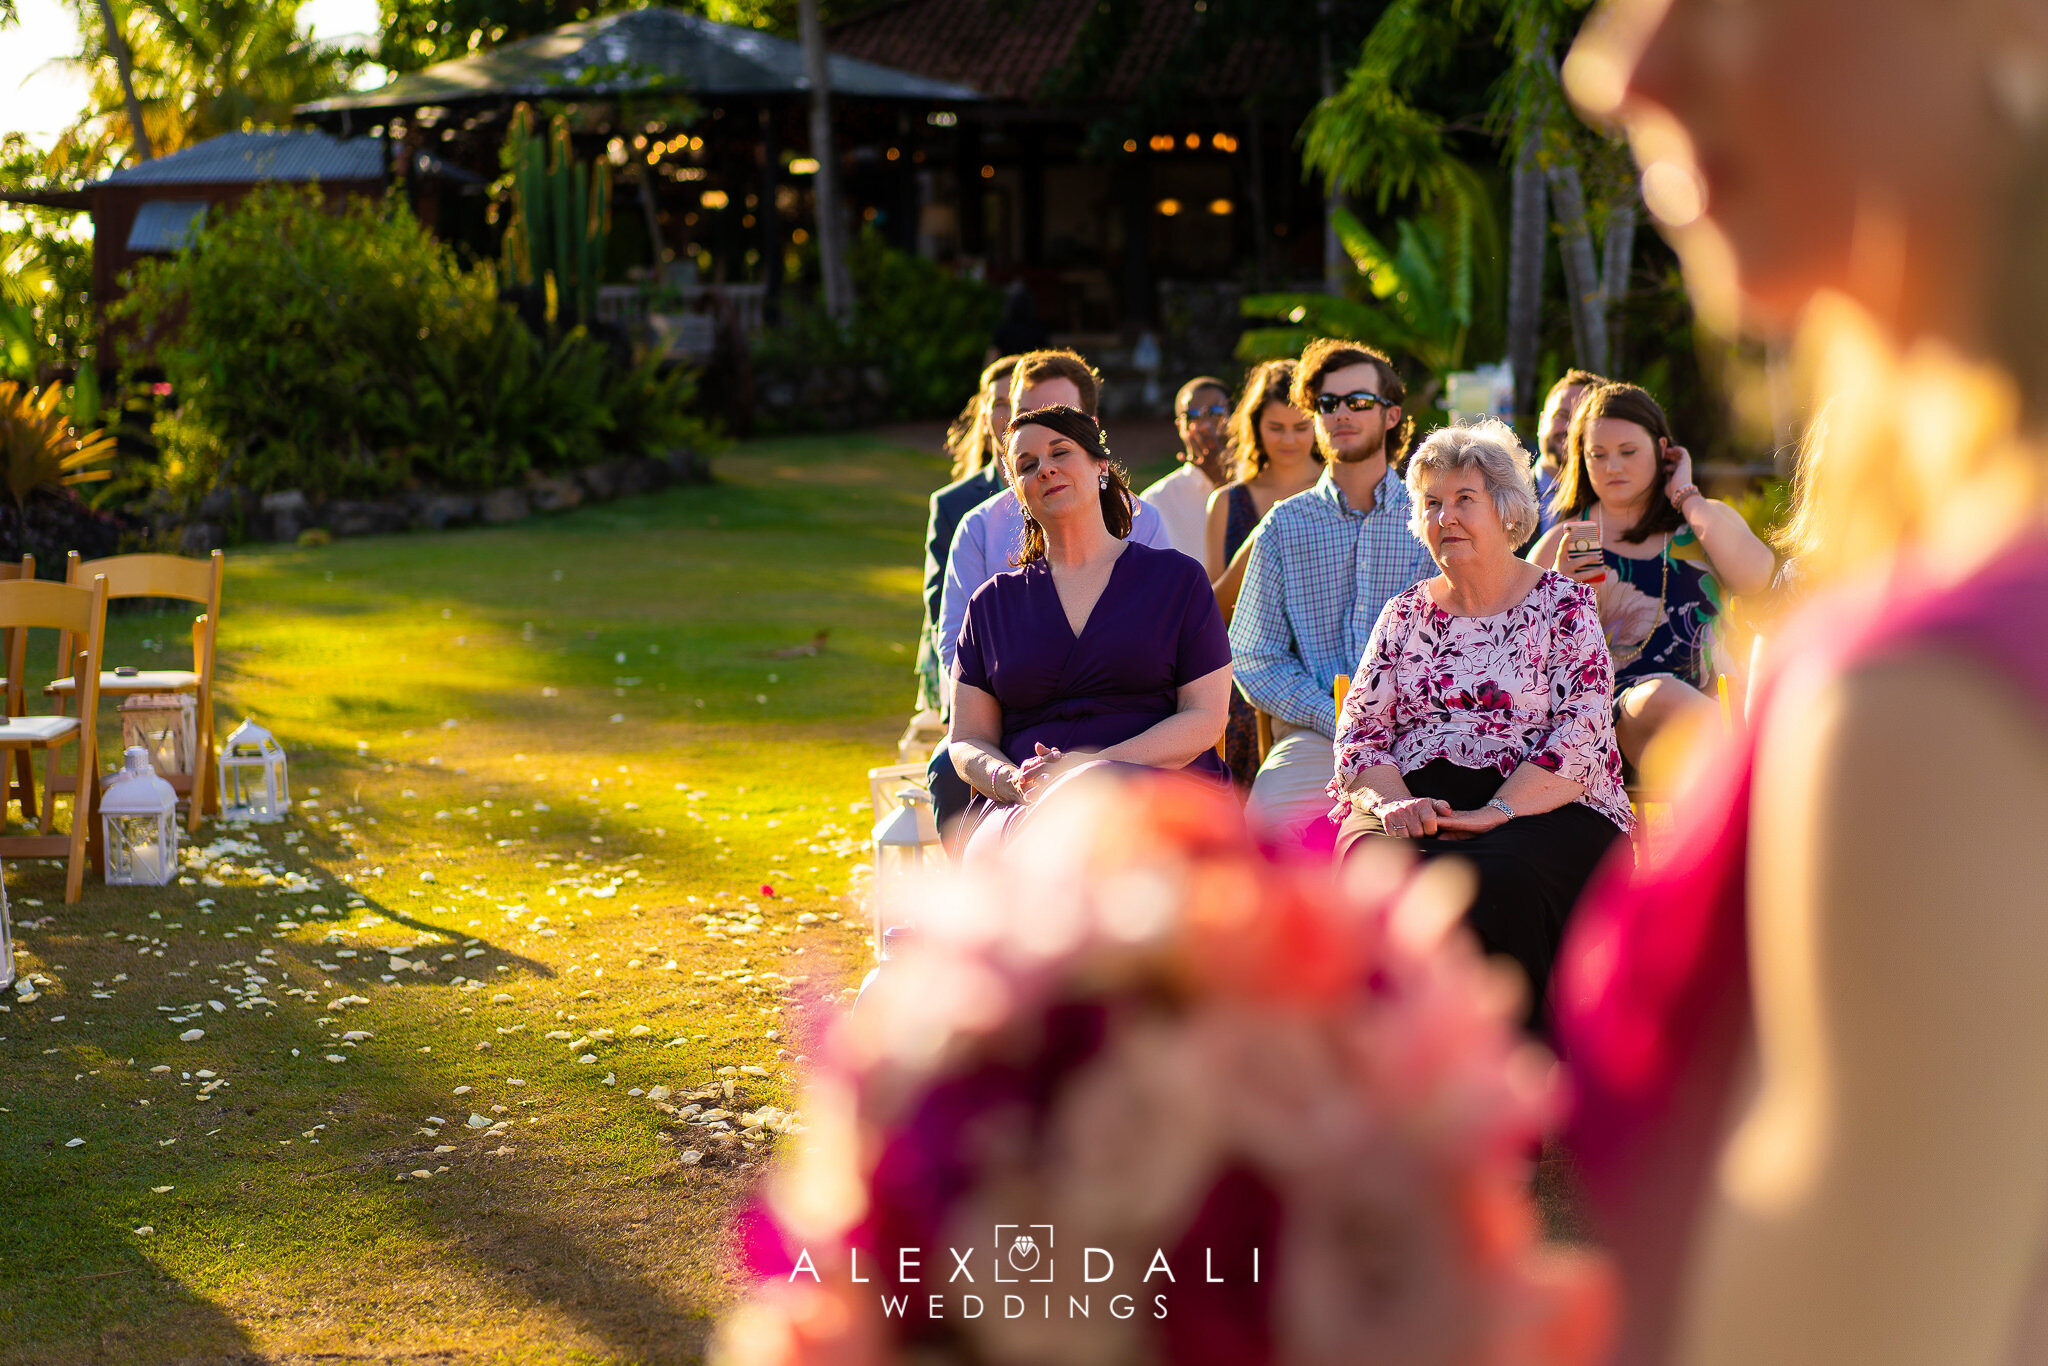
[{"xmin": 298, "ymin": 6, "xmax": 979, "ymax": 123}]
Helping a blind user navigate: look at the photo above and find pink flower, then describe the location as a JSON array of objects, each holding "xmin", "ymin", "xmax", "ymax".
[{"xmin": 715, "ymin": 771, "xmax": 1616, "ymax": 1366}]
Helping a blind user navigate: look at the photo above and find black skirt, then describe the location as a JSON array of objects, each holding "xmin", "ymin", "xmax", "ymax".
[{"xmin": 1335, "ymin": 759, "xmax": 1626, "ymax": 1028}]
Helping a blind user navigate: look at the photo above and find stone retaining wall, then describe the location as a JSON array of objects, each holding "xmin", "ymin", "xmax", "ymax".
[{"xmin": 166, "ymin": 448, "xmax": 711, "ymax": 553}]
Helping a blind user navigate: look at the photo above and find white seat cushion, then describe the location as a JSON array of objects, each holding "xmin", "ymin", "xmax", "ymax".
[
  {"xmin": 0, "ymin": 715, "xmax": 78, "ymax": 742},
  {"xmin": 48, "ymin": 670, "xmax": 201, "ymax": 694}
]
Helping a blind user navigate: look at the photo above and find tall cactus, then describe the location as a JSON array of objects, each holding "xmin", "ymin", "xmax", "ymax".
[{"xmin": 501, "ymin": 104, "xmax": 612, "ymax": 328}]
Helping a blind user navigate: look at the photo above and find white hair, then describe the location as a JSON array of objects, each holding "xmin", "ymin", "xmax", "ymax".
[{"xmin": 1405, "ymin": 419, "xmax": 1541, "ymax": 545}]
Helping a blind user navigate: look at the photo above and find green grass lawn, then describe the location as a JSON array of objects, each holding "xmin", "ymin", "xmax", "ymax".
[{"xmin": 0, "ymin": 429, "xmax": 1146, "ymax": 1365}]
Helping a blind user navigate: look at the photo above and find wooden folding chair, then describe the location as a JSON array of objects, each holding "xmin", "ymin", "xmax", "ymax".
[
  {"xmin": 0, "ymin": 575, "xmax": 107, "ymax": 903},
  {"xmin": 48, "ymin": 550, "xmax": 223, "ymax": 833},
  {"xmin": 0, "ymin": 555, "xmax": 34, "ymax": 821}
]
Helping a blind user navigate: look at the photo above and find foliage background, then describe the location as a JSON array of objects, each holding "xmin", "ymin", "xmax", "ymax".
[{"xmin": 115, "ymin": 186, "xmax": 708, "ymax": 503}]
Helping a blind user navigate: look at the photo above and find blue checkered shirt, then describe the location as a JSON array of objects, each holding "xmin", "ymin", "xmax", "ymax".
[{"xmin": 1229, "ymin": 468, "xmax": 1435, "ymax": 736}]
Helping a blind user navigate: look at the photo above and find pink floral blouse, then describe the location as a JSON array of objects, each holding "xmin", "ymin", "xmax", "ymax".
[{"xmin": 1327, "ymin": 571, "xmax": 1633, "ymax": 832}]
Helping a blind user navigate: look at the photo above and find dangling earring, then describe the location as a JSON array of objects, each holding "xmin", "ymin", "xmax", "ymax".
[{"xmin": 1097, "ymin": 472, "xmax": 1110, "ymax": 490}]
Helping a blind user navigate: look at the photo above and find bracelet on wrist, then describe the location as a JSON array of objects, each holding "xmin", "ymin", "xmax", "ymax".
[
  {"xmin": 1485, "ymin": 796, "xmax": 1516, "ymax": 821},
  {"xmin": 1671, "ymin": 484, "xmax": 1702, "ymax": 515}
]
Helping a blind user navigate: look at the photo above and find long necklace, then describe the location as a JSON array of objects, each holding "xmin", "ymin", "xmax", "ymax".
[{"xmin": 1598, "ymin": 504, "xmax": 1670, "ymax": 671}]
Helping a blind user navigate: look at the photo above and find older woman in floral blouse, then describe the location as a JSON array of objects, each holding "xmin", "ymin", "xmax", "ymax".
[{"xmin": 1331, "ymin": 420, "xmax": 1630, "ymax": 1024}]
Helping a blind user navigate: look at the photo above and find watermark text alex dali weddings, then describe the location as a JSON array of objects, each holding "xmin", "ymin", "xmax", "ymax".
[{"xmin": 786, "ymin": 1225, "xmax": 1263, "ymax": 1321}]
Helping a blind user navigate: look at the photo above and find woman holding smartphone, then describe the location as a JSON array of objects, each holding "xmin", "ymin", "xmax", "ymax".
[{"xmin": 1525, "ymin": 382, "xmax": 1775, "ymax": 767}]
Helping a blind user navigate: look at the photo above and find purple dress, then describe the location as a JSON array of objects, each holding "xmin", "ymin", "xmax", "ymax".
[{"xmin": 953, "ymin": 543, "xmax": 1231, "ymax": 786}]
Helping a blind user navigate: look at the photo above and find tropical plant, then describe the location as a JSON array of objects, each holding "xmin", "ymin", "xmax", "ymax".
[
  {"xmin": 115, "ymin": 185, "xmax": 709, "ymax": 506},
  {"xmin": 0, "ymin": 380, "xmax": 118, "ymax": 509},
  {"xmin": 1239, "ymin": 169, "xmax": 1505, "ymax": 403},
  {"xmin": 753, "ymin": 227, "xmax": 1002, "ymax": 426},
  {"xmin": 500, "ymin": 106, "xmax": 613, "ymax": 330},
  {"xmin": 55, "ymin": 0, "xmax": 356, "ymax": 170},
  {"xmin": 1305, "ymin": 0, "xmax": 1637, "ymax": 412}
]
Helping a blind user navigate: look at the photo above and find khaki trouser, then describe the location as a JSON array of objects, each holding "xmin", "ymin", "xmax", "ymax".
[{"xmin": 1245, "ymin": 718, "xmax": 1336, "ymax": 838}]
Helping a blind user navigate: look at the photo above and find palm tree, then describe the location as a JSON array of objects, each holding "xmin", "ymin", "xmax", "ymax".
[
  {"xmin": 93, "ymin": 0, "xmax": 153, "ymax": 160},
  {"xmin": 58, "ymin": 0, "xmax": 351, "ymax": 168},
  {"xmin": 1302, "ymin": 0, "xmax": 1637, "ymax": 415}
]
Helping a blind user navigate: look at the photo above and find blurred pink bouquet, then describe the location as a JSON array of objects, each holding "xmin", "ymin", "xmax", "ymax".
[{"xmin": 717, "ymin": 771, "xmax": 1613, "ymax": 1366}]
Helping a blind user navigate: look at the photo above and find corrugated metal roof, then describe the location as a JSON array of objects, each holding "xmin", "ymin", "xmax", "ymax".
[
  {"xmin": 96, "ymin": 131, "xmax": 480, "ymax": 187},
  {"xmin": 126, "ymin": 199, "xmax": 210, "ymax": 251},
  {"xmin": 298, "ymin": 6, "xmax": 981, "ymax": 115},
  {"xmin": 100, "ymin": 131, "xmax": 385, "ymax": 186}
]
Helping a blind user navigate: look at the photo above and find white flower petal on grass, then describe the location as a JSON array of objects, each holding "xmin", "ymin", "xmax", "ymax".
[
  {"xmin": 65, "ymin": 1138, "xmax": 84, "ymax": 1148},
  {"xmin": 629, "ymin": 1024, "xmax": 652, "ymax": 1037},
  {"xmin": 647, "ymin": 1085, "xmax": 671, "ymax": 1102},
  {"xmin": 466, "ymin": 1114, "xmax": 491, "ymax": 1129},
  {"xmin": 135, "ymin": 1226, "xmax": 154, "ymax": 1236},
  {"xmin": 579, "ymin": 1054, "xmax": 597, "ymax": 1064},
  {"xmin": 600, "ymin": 1072, "xmax": 616, "ymax": 1086},
  {"xmin": 151, "ymin": 1186, "xmax": 173, "ymax": 1194},
  {"xmin": 491, "ymin": 994, "xmax": 513, "ymax": 1004},
  {"xmin": 324, "ymin": 1054, "xmax": 347, "ymax": 1064},
  {"xmin": 179, "ymin": 1029, "xmax": 205, "ymax": 1042}
]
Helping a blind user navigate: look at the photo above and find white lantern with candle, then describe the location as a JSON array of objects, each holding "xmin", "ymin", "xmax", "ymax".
[
  {"xmin": 870, "ymin": 786, "xmax": 936, "ymax": 958},
  {"xmin": 102, "ymin": 745, "xmax": 180, "ymax": 885},
  {"xmin": 120, "ymin": 693, "xmax": 196, "ymax": 779},
  {"xmin": 218, "ymin": 717, "xmax": 289, "ymax": 823}
]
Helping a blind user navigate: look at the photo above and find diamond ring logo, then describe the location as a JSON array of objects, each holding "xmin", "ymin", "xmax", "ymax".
[{"xmin": 993, "ymin": 1224, "xmax": 1054, "ymax": 1282}]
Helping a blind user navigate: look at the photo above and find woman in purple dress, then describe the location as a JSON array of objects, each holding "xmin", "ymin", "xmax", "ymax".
[{"xmin": 946, "ymin": 404, "xmax": 1232, "ymax": 857}]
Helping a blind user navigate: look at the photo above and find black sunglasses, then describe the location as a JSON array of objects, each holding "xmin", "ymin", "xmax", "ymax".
[
  {"xmin": 1180, "ymin": 403, "xmax": 1230, "ymax": 421},
  {"xmin": 1314, "ymin": 389, "xmax": 1393, "ymax": 415}
]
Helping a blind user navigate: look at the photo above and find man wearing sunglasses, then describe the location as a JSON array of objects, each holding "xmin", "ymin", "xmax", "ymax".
[
  {"xmin": 1228, "ymin": 339, "xmax": 1435, "ymax": 838},
  {"xmin": 1137, "ymin": 376, "xmax": 1233, "ymax": 560}
]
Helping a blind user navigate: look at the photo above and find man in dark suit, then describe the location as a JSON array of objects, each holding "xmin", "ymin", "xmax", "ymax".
[{"xmin": 915, "ymin": 355, "xmax": 1018, "ymax": 714}]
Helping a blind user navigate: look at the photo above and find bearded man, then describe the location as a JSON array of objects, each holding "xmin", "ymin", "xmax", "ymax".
[{"xmin": 1228, "ymin": 340, "xmax": 1436, "ymax": 838}]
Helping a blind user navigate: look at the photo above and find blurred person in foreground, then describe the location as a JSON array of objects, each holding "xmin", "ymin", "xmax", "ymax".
[
  {"xmin": 915, "ymin": 355, "xmax": 1019, "ymax": 714},
  {"xmin": 946, "ymin": 405, "xmax": 1230, "ymax": 858},
  {"xmin": 1138, "ymin": 375, "xmax": 1234, "ymax": 560},
  {"xmin": 1230, "ymin": 340, "xmax": 1435, "ymax": 839},
  {"xmin": 1204, "ymin": 359, "xmax": 1323, "ymax": 788},
  {"xmin": 1332, "ymin": 421, "xmax": 1629, "ymax": 1027},
  {"xmin": 1526, "ymin": 383, "xmax": 1776, "ymax": 768},
  {"xmin": 1554, "ymin": 2, "xmax": 2048, "ymax": 1365}
]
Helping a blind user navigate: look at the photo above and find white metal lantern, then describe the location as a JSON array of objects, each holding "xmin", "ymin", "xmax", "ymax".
[
  {"xmin": 218, "ymin": 717, "xmax": 289, "ymax": 823},
  {"xmin": 102, "ymin": 745, "xmax": 180, "ymax": 885},
  {"xmin": 120, "ymin": 693, "xmax": 196, "ymax": 780},
  {"xmin": 870, "ymin": 786, "xmax": 937, "ymax": 958}
]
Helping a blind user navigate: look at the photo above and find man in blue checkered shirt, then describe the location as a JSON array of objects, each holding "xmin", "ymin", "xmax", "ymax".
[{"xmin": 1229, "ymin": 341, "xmax": 1436, "ymax": 836}]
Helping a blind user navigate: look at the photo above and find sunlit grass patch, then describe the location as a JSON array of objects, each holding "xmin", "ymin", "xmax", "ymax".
[{"xmin": 0, "ymin": 431, "xmax": 938, "ymax": 1363}]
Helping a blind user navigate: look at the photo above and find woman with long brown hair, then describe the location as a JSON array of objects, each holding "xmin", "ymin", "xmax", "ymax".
[
  {"xmin": 1202, "ymin": 359, "xmax": 1323, "ymax": 616},
  {"xmin": 1526, "ymin": 382, "xmax": 1774, "ymax": 767},
  {"xmin": 1199, "ymin": 360, "xmax": 1323, "ymax": 790}
]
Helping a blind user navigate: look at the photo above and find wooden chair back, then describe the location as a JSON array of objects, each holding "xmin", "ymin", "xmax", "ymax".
[
  {"xmin": 63, "ymin": 549, "xmax": 223, "ymax": 687},
  {"xmin": 0, "ymin": 576, "xmax": 107, "ymax": 716},
  {"xmin": 0, "ymin": 556, "xmax": 31, "ymax": 717}
]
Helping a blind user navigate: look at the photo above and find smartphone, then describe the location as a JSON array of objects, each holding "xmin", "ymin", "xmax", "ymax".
[{"xmin": 1561, "ymin": 519, "xmax": 1606, "ymax": 584}]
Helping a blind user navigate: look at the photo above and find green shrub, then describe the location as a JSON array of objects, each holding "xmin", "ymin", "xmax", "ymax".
[
  {"xmin": 114, "ymin": 185, "xmax": 709, "ymax": 501},
  {"xmin": 755, "ymin": 228, "xmax": 1001, "ymax": 425}
]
